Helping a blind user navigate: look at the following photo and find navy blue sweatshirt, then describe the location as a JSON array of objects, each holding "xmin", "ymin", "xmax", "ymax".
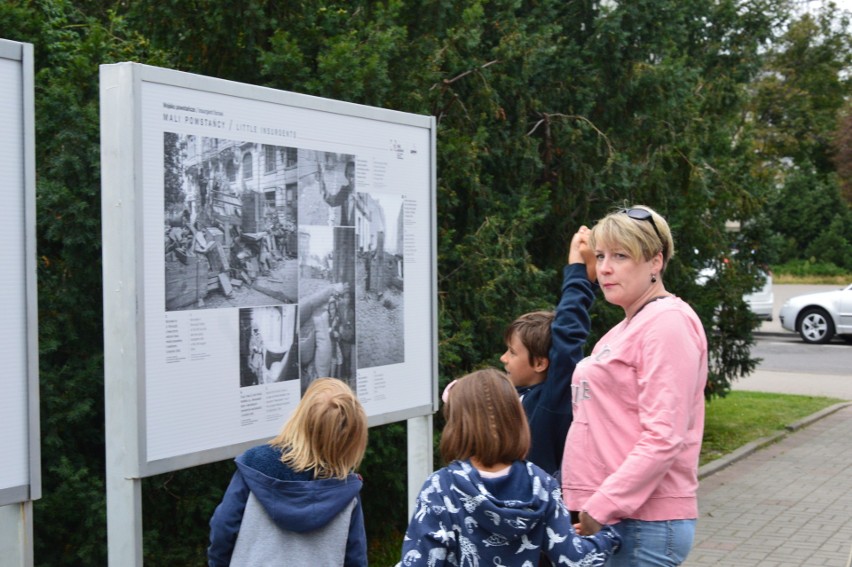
[{"xmin": 519, "ymin": 263, "xmax": 594, "ymax": 476}]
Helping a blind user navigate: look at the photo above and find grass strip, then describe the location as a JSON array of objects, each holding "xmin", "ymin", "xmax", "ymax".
[{"xmin": 701, "ymin": 390, "xmax": 843, "ymax": 466}]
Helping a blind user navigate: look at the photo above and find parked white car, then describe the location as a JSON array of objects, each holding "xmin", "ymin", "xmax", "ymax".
[
  {"xmin": 743, "ymin": 271, "xmax": 774, "ymax": 321},
  {"xmin": 778, "ymin": 284, "xmax": 852, "ymax": 344},
  {"xmin": 696, "ymin": 267, "xmax": 774, "ymax": 321}
]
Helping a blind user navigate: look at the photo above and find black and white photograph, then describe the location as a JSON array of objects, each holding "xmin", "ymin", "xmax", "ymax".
[
  {"xmin": 355, "ymin": 193, "xmax": 405, "ymax": 369},
  {"xmin": 163, "ymin": 133, "xmax": 299, "ymax": 311},
  {"xmin": 297, "ymin": 150, "xmax": 356, "ymax": 227},
  {"xmin": 238, "ymin": 305, "xmax": 299, "ymax": 387},
  {"xmin": 298, "ymin": 224, "xmax": 357, "ymax": 394}
]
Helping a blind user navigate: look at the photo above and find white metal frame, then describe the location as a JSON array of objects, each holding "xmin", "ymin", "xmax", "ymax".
[
  {"xmin": 0, "ymin": 37, "xmax": 40, "ymax": 567},
  {"xmin": 101, "ymin": 62, "xmax": 437, "ymax": 565}
]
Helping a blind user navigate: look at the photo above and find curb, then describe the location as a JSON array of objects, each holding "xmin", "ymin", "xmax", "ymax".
[
  {"xmin": 698, "ymin": 401, "xmax": 852, "ymax": 480},
  {"xmin": 753, "ymin": 331, "xmax": 790, "ymax": 338}
]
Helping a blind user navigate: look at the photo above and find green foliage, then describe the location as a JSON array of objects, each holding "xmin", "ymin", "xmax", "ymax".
[
  {"xmin": 773, "ymin": 258, "xmax": 850, "ymax": 277},
  {"xmin": 140, "ymin": 462, "xmax": 235, "ymax": 565},
  {"xmin": 358, "ymin": 423, "xmax": 409, "ymax": 542},
  {"xmin": 748, "ymin": 4, "xmax": 852, "ymax": 271},
  {"xmin": 767, "ymin": 167, "xmax": 852, "ymax": 267},
  {"xmin": 751, "ymin": 8, "xmax": 852, "ymax": 171},
  {"xmin": 832, "ymin": 102, "xmax": 852, "ymax": 204},
  {"xmin": 368, "ymin": 526, "xmax": 408, "ymax": 567},
  {"xmin": 806, "ymin": 214, "xmax": 852, "ymax": 270}
]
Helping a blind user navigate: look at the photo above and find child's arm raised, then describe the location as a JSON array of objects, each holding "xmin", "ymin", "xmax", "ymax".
[
  {"xmin": 542, "ymin": 228, "xmax": 597, "ymax": 405},
  {"xmin": 528, "ymin": 227, "xmax": 597, "ymax": 473}
]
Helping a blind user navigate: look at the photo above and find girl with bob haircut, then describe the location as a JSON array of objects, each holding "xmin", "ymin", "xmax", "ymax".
[
  {"xmin": 562, "ymin": 205, "xmax": 707, "ymax": 567},
  {"xmin": 399, "ymin": 368, "xmax": 620, "ymax": 567},
  {"xmin": 208, "ymin": 378, "xmax": 368, "ymax": 567}
]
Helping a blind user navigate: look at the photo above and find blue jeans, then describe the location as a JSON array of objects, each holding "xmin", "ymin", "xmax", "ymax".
[{"xmin": 607, "ymin": 519, "xmax": 696, "ymax": 567}]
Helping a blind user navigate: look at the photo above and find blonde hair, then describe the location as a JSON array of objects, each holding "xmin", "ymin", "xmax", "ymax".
[
  {"xmin": 440, "ymin": 368, "xmax": 530, "ymax": 467},
  {"xmin": 269, "ymin": 378, "xmax": 368, "ymax": 480},
  {"xmin": 589, "ymin": 205, "xmax": 675, "ymax": 270}
]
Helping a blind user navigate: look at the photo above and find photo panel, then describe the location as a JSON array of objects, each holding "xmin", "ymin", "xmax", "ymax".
[
  {"xmin": 355, "ymin": 193, "xmax": 405, "ymax": 369},
  {"xmin": 297, "ymin": 225, "xmax": 357, "ymax": 394},
  {"xmin": 102, "ymin": 63, "xmax": 435, "ymax": 473},
  {"xmin": 163, "ymin": 134, "xmax": 299, "ymax": 311}
]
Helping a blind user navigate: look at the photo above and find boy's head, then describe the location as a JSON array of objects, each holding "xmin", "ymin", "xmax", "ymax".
[{"xmin": 500, "ymin": 310, "xmax": 553, "ymax": 388}]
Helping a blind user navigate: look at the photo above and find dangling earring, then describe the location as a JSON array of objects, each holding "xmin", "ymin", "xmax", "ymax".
[{"xmin": 651, "ymin": 274, "xmax": 657, "ymax": 283}]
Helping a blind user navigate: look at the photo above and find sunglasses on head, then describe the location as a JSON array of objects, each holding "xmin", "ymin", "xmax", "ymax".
[{"xmin": 620, "ymin": 208, "xmax": 667, "ymax": 260}]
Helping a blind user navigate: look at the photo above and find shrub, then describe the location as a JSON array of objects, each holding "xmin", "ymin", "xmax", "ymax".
[{"xmin": 772, "ymin": 259, "xmax": 848, "ymax": 277}]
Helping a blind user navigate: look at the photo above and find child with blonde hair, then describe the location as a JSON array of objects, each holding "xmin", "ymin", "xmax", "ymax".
[
  {"xmin": 208, "ymin": 378, "xmax": 368, "ymax": 566},
  {"xmin": 399, "ymin": 368, "xmax": 620, "ymax": 567}
]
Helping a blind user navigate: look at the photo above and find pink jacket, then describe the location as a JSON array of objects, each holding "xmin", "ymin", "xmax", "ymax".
[{"xmin": 561, "ymin": 296, "xmax": 708, "ymax": 525}]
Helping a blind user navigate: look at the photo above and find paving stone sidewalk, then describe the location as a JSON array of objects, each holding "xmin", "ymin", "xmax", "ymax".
[{"xmin": 685, "ymin": 404, "xmax": 852, "ymax": 566}]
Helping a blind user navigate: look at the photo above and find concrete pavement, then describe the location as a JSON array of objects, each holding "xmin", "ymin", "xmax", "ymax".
[
  {"xmin": 733, "ymin": 368, "xmax": 852, "ymax": 400},
  {"xmin": 683, "ymin": 362, "xmax": 852, "ymax": 566},
  {"xmin": 686, "ymin": 402, "xmax": 852, "ymax": 566},
  {"xmin": 681, "ymin": 283, "xmax": 852, "ymax": 565}
]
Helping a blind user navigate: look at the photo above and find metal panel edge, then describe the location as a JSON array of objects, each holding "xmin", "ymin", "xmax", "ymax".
[
  {"xmin": 101, "ymin": 61, "xmax": 146, "ymax": 566},
  {"xmin": 21, "ymin": 41, "xmax": 41, "ymax": 502},
  {"xmin": 368, "ymin": 404, "xmax": 436, "ymax": 428},
  {"xmin": 118, "ymin": 62, "xmax": 432, "ymax": 128},
  {"xmin": 0, "ymin": 486, "xmax": 29, "ymax": 508},
  {"xmin": 101, "ymin": 62, "xmax": 143, "ymax": 477},
  {"xmin": 0, "ymin": 38, "xmax": 23, "ymax": 61},
  {"xmin": 0, "ymin": 38, "xmax": 40, "ymax": 505},
  {"xmin": 429, "ymin": 117, "xmax": 439, "ymax": 414},
  {"xmin": 133, "ymin": 401, "xmax": 436, "ymax": 478}
]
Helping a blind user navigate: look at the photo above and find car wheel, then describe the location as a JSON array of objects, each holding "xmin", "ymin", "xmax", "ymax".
[{"xmin": 797, "ymin": 307, "xmax": 835, "ymax": 344}]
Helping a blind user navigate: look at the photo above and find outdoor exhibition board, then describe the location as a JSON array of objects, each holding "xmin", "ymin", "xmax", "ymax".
[
  {"xmin": 101, "ymin": 62, "xmax": 437, "ymax": 478},
  {"xmin": 0, "ymin": 38, "xmax": 40, "ymax": 507}
]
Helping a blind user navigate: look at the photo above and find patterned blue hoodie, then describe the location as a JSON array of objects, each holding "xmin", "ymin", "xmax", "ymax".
[{"xmin": 400, "ymin": 460, "xmax": 620, "ymax": 567}]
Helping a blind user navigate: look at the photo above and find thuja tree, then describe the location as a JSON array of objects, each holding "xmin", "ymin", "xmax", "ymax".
[
  {"xmin": 834, "ymin": 102, "xmax": 852, "ymax": 205},
  {"xmin": 749, "ymin": 6, "xmax": 852, "ymax": 266},
  {"xmin": 394, "ymin": 0, "xmax": 789, "ymax": 396},
  {"xmin": 523, "ymin": 0, "xmax": 792, "ymax": 394}
]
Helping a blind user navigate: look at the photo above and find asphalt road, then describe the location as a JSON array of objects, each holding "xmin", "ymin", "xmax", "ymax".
[{"xmin": 751, "ymin": 335, "xmax": 849, "ymax": 374}]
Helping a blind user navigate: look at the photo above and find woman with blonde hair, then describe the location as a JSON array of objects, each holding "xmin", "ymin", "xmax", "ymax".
[
  {"xmin": 562, "ymin": 206, "xmax": 708, "ymax": 566},
  {"xmin": 208, "ymin": 378, "xmax": 368, "ymax": 566}
]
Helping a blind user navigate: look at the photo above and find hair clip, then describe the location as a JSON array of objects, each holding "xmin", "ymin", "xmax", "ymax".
[{"xmin": 441, "ymin": 379, "xmax": 458, "ymax": 404}]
